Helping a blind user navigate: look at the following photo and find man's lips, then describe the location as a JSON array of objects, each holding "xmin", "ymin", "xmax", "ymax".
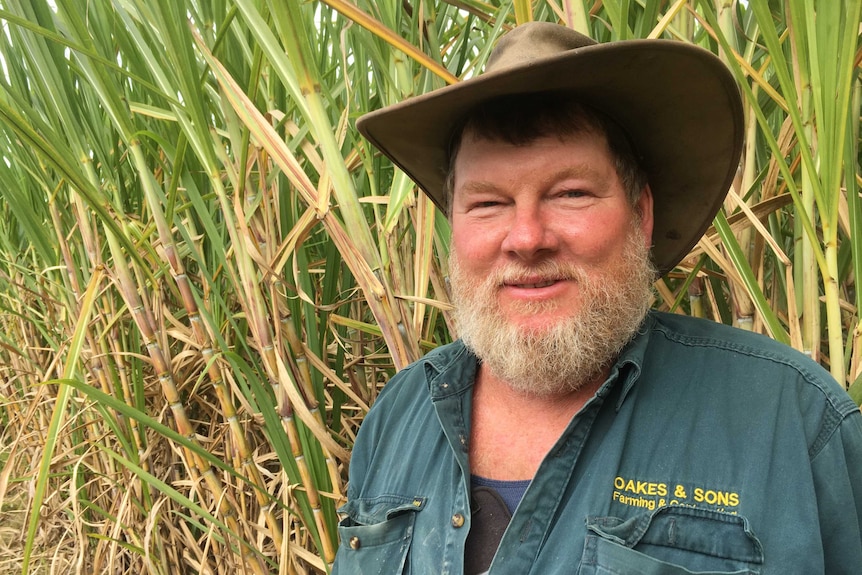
[
  {"xmin": 505, "ymin": 279, "xmax": 558, "ymax": 289},
  {"xmin": 502, "ymin": 277, "xmax": 568, "ymax": 289}
]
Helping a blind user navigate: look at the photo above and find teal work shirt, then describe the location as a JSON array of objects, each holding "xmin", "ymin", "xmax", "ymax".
[{"xmin": 333, "ymin": 312, "xmax": 862, "ymax": 574}]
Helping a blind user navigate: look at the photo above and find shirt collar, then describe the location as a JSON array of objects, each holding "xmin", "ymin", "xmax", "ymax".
[
  {"xmin": 606, "ymin": 311, "xmax": 655, "ymax": 410},
  {"xmin": 423, "ymin": 339, "xmax": 478, "ymax": 400}
]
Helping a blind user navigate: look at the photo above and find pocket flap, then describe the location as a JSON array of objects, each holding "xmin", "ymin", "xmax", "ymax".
[
  {"xmin": 587, "ymin": 506, "xmax": 763, "ymax": 564},
  {"xmin": 338, "ymin": 494, "xmax": 427, "ymax": 526}
]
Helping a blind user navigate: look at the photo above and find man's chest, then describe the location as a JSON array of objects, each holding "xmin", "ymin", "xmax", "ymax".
[{"xmin": 398, "ymin": 386, "xmax": 815, "ymax": 574}]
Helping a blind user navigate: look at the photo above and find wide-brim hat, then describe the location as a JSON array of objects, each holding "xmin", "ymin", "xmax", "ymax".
[{"xmin": 357, "ymin": 22, "xmax": 744, "ymax": 275}]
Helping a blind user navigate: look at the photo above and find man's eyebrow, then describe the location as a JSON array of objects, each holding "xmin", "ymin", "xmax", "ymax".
[
  {"xmin": 457, "ymin": 180, "xmax": 501, "ymax": 195},
  {"xmin": 552, "ymin": 165, "xmax": 601, "ymax": 180}
]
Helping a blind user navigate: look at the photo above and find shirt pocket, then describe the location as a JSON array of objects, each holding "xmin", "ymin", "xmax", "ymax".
[
  {"xmin": 579, "ymin": 506, "xmax": 763, "ymax": 575},
  {"xmin": 333, "ymin": 494, "xmax": 426, "ymax": 575}
]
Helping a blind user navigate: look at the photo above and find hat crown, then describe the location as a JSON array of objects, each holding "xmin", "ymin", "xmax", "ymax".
[{"xmin": 486, "ymin": 22, "xmax": 598, "ymax": 73}]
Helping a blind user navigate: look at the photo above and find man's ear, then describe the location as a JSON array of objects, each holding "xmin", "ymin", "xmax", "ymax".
[{"xmin": 635, "ymin": 184, "xmax": 654, "ymax": 247}]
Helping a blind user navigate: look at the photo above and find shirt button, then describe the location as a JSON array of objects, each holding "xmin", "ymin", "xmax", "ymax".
[
  {"xmin": 349, "ymin": 536, "xmax": 361, "ymax": 550},
  {"xmin": 451, "ymin": 513, "xmax": 465, "ymax": 528}
]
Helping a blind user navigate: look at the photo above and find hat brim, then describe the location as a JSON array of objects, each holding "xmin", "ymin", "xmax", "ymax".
[{"xmin": 357, "ymin": 39, "xmax": 744, "ymax": 275}]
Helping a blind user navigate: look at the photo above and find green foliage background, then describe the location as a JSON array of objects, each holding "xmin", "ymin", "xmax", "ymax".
[{"xmin": 0, "ymin": 0, "xmax": 859, "ymax": 573}]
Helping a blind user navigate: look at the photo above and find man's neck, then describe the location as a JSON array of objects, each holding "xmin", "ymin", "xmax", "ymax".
[{"xmin": 468, "ymin": 365, "xmax": 607, "ymax": 481}]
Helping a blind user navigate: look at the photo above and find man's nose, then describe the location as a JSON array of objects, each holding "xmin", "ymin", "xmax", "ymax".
[{"xmin": 500, "ymin": 204, "xmax": 558, "ymax": 260}]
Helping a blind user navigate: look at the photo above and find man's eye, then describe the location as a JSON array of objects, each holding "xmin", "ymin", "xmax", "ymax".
[
  {"xmin": 560, "ymin": 190, "xmax": 587, "ymax": 198},
  {"xmin": 473, "ymin": 200, "xmax": 501, "ymax": 209}
]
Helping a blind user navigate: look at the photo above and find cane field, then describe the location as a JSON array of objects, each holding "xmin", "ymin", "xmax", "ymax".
[{"xmin": 0, "ymin": 0, "xmax": 859, "ymax": 573}]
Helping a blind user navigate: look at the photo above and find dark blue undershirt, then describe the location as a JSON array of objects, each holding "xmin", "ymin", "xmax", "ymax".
[
  {"xmin": 466, "ymin": 475, "xmax": 531, "ymax": 574},
  {"xmin": 471, "ymin": 475, "xmax": 531, "ymax": 515}
]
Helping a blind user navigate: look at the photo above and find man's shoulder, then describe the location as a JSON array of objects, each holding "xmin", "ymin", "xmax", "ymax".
[
  {"xmin": 646, "ymin": 311, "xmax": 855, "ymax": 410},
  {"xmin": 650, "ymin": 310, "xmax": 788, "ymax": 350},
  {"xmin": 648, "ymin": 311, "xmax": 819, "ymax": 370},
  {"xmin": 348, "ymin": 341, "xmax": 473, "ymax": 484}
]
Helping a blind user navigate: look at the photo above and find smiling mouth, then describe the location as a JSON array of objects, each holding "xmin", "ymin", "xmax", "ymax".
[{"xmin": 506, "ymin": 279, "xmax": 559, "ymax": 289}]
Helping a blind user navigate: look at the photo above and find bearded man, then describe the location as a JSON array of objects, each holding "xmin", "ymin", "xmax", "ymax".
[{"xmin": 332, "ymin": 22, "xmax": 862, "ymax": 575}]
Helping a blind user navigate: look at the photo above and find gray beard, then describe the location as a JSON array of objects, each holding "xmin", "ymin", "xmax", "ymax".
[{"xmin": 449, "ymin": 229, "xmax": 656, "ymax": 397}]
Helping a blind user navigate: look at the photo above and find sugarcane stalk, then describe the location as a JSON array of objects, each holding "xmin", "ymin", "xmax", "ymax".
[
  {"xmin": 278, "ymin": 305, "xmax": 344, "ymax": 501},
  {"xmin": 104, "ymin": 229, "xmax": 267, "ymax": 575}
]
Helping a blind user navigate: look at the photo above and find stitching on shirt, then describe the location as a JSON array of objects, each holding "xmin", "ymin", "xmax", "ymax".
[{"xmin": 808, "ymin": 407, "xmax": 845, "ymax": 459}]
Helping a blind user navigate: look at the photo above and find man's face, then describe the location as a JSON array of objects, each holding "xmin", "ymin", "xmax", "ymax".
[{"xmin": 448, "ymin": 129, "xmax": 656, "ymax": 395}]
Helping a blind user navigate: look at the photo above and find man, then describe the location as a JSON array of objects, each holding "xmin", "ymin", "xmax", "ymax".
[{"xmin": 333, "ymin": 22, "xmax": 862, "ymax": 574}]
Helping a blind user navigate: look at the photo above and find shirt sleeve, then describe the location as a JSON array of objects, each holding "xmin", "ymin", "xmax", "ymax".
[{"xmin": 812, "ymin": 407, "xmax": 862, "ymax": 573}]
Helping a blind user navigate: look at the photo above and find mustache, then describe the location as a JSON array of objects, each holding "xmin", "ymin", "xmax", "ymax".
[{"xmin": 485, "ymin": 261, "xmax": 587, "ymax": 287}]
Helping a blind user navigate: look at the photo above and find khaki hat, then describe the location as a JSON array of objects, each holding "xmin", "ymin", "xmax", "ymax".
[{"xmin": 357, "ymin": 22, "xmax": 744, "ymax": 275}]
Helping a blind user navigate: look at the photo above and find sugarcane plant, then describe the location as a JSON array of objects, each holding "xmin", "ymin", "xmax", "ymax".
[{"xmin": 0, "ymin": 0, "xmax": 859, "ymax": 573}]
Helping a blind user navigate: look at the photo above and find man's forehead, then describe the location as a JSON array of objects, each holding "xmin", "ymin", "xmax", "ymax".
[{"xmin": 453, "ymin": 129, "xmax": 612, "ymax": 173}]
